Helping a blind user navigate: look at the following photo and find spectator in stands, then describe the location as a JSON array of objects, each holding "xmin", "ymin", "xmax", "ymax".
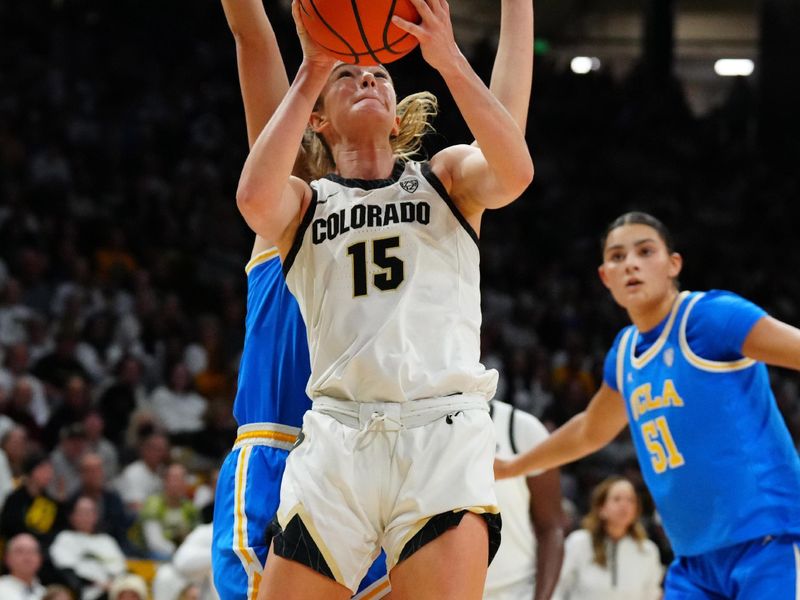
[
  {"xmin": 1, "ymin": 425, "xmax": 31, "ymax": 480},
  {"xmin": 108, "ymin": 574, "xmax": 148, "ymax": 600},
  {"xmin": 97, "ymin": 356, "xmax": 147, "ymax": 449},
  {"xmin": 67, "ymin": 452, "xmax": 132, "ymax": 554},
  {"xmin": 138, "ymin": 463, "xmax": 199, "ymax": 560},
  {"xmin": 82, "ymin": 410, "xmax": 119, "ymax": 479},
  {"xmin": 147, "ymin": 363, "xmax": 207, "ymax": 442},
  {"xmin": 5, "ymin": 379, "xmax": 44, "ymax": 442},
  {"xmin": 49, "ymin": 496, "xmax": 127, "ymax": 600},
  {"xmin": 32, "ymin": 329, "xmax": 89, "ymax": 391},
  {"xmin": 0, "ymin": 343, "xmax": 50, "ymax": 427},
  {"xmin": 43, "ymin": 376, "xmax": 91, "ymax": 450},
  {"xmin": 48, "ymin": 423, "xmax": 89, "ymax": 502},
  {"xmin": 0, "ymin": 278, "xmax": 36, "ymax": 347},
  {"xmin": 42, "ymin": 584, "xmax": 75, "ymax": 600},
  {"xmin": 553, "ymin": 477, "xmax": 662, "ymax": 600},
  {"xmin": 0, "ymin": 451, "xmax": 65, "ymax": 550},
  {"xmin": 152, "ymin": 523, "xmax": 217, "ymax": 600},
  {"xmin": 0, "ymin": 533, "xmax": 46, "ymax": 600},
  {"xmin": 114, "ymin": 431, "xmax": 168, "ymax": 513},
  {"xmin": 74, "ymin": 313, "xmax": 115, "ymax": 383}
]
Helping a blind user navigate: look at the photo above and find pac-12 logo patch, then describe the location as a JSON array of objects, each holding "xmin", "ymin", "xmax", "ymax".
[
  {"xmin": 664, "ymin": 347, "xmax": 674, "ymax": 367},
  {"xmin": 399, "ymin": 178, "xmax": 419, "ymax": 193}
]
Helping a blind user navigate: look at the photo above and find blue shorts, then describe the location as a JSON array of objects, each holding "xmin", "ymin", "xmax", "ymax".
[
  {"xmin": 664, "ymin": 534, "xmax": 800, "ymax": 599},
  {"xmin": 212, "ymin": 429, "xmax": 390, "ymax": 600}
]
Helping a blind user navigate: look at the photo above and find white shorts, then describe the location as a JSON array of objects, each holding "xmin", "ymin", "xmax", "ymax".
[{"xmin": 274, "ymin": 395, "xmax": 500, "ymax": 593}]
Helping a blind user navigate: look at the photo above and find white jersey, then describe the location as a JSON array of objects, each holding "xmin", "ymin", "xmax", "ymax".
[
  {"xmin": 284, "ymin": 160, "xmax": 497, "ymax": 404},
  {"xmin": 485, "ymin": 400, "xmax": 550, "ymax": 595}
]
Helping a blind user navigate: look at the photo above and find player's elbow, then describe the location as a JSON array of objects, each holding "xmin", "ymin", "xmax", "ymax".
[
  {"xmin": 235, "ymin": 185, "xmax": 256, "ymax": 218},
  {"xmin": 493, "ymin": 157, "xmax": 533, "ymax": 207},
  {"xmin": 235, "ymin": 183, "xmax": 267, "ymax": 231},
  {"xmin": 507, "ymin": 155, "xmax": 534, "ymax": 198}
]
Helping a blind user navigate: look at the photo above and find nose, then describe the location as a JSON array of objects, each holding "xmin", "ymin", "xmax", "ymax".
[
  {"xmin": 361, "ymin": 72, "xmax": 377, "ymax": 88},
  {"xmin": 624, "ymin": 253, "xmax": 639, "ymax": 272}
]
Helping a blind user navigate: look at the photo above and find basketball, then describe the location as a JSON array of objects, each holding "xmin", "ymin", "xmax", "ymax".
[{"xmin": 298, "ymin": 0, "xmax": 420, "ymax": 65}]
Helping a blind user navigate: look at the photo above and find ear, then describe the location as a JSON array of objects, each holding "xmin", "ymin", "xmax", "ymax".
[
  {"xmin": 309, "ymin": 111, "xmax": 328, "ymax": 134},
  {"xmin": 598, "ymin": 264, "xmax": 611, "ymax": 290},
  {"xmin": 390, "ymin": 115, "xmax": 400, "ymax": 137},
  {"xmin": 668, "ymin": 252, "xmax": 683, "ymax": 279}
]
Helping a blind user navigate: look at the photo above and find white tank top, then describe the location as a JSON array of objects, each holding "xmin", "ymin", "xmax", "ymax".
[
  {"xmin": 283, "ymin": 160, "xmax": 497, "ymax": 404},
  {"xmin": 485, "ymin": 400, "xmax": 550, "ymax": 592}
]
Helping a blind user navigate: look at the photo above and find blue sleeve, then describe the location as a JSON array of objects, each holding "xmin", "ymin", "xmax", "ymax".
[
  {"xmin": 602, "ymin": 329, "xmax": 627, "ymax": 392},
  {"xmin": 685, "ymin": 290, "xmax": 767, "ymax": 360}
]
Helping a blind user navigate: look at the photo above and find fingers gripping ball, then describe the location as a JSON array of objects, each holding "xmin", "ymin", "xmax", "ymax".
[{"xmin": 298, "ymin": 0, "xmax": 420, "ymax": 65}]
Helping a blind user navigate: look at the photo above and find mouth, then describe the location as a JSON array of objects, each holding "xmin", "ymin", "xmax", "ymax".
[
  {"xmin": 354, "ymin": 96, "xmax": 383, "ymax": 107},
  {"xmin": 625, "ymin": 278, "xmax": 643, "ymax": 290}
]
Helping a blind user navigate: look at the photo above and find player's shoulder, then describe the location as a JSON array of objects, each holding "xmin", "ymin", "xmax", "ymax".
[
  {"xmin": 611, "ymin": 324, "xmax": 634, "ymax": 348},
  {"xmin": 690, "ymin": 289, "xmax": 750, "ymax": 310}
]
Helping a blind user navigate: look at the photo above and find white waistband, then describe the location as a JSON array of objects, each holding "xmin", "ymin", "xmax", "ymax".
[
  {"xmin": 233, "ymin": 422, "xmax": 301, "ymax": 451},
  {"xmin": 312, "ymin": 395, "xmax": 489, "ymax": 430}
]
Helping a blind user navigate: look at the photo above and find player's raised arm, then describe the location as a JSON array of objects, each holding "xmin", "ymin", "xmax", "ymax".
[
  {"xmin": 393, "ymin": 0, "xmax": 533, "ymax": 218},
  {"xmin": 489, "ymin": 0, "xmax": 534, "ymax": 131},
  {"xmin": 221, "ymin": 0, "xmax": 290, "ymax": 148},
  {"xmin": 494, "ymin": 384, "xmax": 629, "ymax": 480},
  {"xmin": 236, "ymin": 1, "xmax": 335, "ymax": 252},
  {"xmin": 742, "ymin": 316, "xmax": 800, "ymax": 371}
]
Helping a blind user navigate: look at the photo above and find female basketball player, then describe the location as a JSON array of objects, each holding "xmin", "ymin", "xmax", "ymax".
[
  {"xmin": 496, "ymin": 212, "xmax": 800, "ymax": 598},
  {"xmin": 227, "ymin": 0, "xmax": 535, "ymax": 598}
]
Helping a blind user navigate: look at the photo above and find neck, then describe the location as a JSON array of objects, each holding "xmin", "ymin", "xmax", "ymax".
[
  {"xmin": 605, "ymin": 523, "xmax": 628, "ymax": 541},
  {"xmin": 331, "ymin": 143, "xmax": 395, "ymax": 180},
  {"xmin": 628, "ymin": 288, "xmax": 678, "ymax": 332}
]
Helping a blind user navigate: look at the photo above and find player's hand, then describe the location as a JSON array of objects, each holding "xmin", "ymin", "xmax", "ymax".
[
  {"xmin": 292, "ymin": 0, "xmax": 336, "ymax": 70},
  {"xmin": 392, "ymin": 0, "xmax": 462, "ymax": 74},
  {"xmin": 493, "ymin": 457, "xmax": 515, "ymax": 480}
]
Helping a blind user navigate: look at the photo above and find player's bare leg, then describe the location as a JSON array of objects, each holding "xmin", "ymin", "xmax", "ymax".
[
  {"xmin": 389, "ymin": 513, "xmax": 489, "ymax": 600},
  {"xmin": 257, "ymin": 545, "xmax": 352, "ymax": 600}
]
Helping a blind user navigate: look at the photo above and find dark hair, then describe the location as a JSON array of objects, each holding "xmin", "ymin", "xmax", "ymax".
[{"xmin": 601, "ymin": 212, "xmax": 675, "ymax": 254}]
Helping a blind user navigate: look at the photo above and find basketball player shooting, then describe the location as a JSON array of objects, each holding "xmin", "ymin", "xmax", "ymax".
[{"xmin": 235, "ymin": 0, "xmax": 533, "ymax": 598}]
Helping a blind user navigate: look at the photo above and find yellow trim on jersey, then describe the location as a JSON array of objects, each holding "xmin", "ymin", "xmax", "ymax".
[
  {"xmin": 629, "ymin": 291, "xmax": 690, "ymax": 369},
  {"xmin": 232, "ymin": 447, "xmax": 263, "ymax": 600},
  {"xmin": 353, "ymin": 577, "xmax": 392, "ymax": 600},
  {"xmin": 616, "ymin": 328, "xmax": 633, "ymax": 394},
  {"xmin": 678, "ymin": 292, "xmax": 756, "ymax": 372},
  {"xmin": 244, "ymin": 247, "xmax": 280, "ymax": 275}
]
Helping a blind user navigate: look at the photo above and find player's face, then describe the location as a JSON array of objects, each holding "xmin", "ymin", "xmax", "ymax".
[
  {"xmin": 598, "ymin": 223, "xmax": 682, "ymax": 314},
  {"xmin": 600, "ymin": 480, "xmax": 639, "ymax": 530},
  {"xmin": 315, "ymin": 64, "xmax": 399, "ymax": 138}
]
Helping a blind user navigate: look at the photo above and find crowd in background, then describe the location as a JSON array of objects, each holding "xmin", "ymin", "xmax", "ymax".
[{"xmin": 1, "ymin": 0, "xmax": 800, "ymax": 598}]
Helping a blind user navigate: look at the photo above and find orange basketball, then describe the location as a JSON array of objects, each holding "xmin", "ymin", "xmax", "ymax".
[{"xmin": 298, "ymin": 0, "xmax": 420, "ymax": 65}]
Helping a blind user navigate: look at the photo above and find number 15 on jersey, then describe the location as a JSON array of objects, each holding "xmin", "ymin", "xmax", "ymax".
[{"xmin": 347, "ymin": 236, "xmax": 405, "ymax": 297}]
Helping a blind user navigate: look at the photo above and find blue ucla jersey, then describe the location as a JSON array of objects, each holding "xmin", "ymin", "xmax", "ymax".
[
  {"xmin": 234, "ymin": 248, "xmax": 311, "ymax": 428},
  {"xmin": 604, "ymin": 290, "xmax": 800, "ymax": 556}
]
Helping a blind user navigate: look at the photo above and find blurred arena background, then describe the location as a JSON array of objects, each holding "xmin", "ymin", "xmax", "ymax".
[{"xmin": 0, "ymin": 0, "xmax": 799, "ymax": 596}]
